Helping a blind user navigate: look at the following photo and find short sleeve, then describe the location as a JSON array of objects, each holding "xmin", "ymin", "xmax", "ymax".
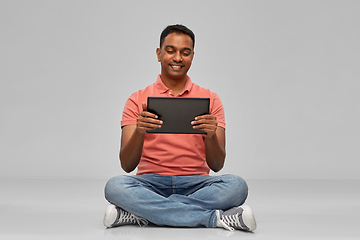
[
  {"xmin": 121, "ymin": 92, "xmax": 140, "ymax": 128},
  {"xmin": 211, "ymin": 93, "xmax": 226, "ymax": 129}
]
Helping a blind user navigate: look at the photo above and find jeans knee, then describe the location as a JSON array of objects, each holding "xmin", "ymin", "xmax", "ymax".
[
  {"xmin": 222, "ymin": 174, "xmax": 248, "ymax": 205},
  {"xmin": 104, "ymin": 175, "xmax": 126, "ymax": 202}
]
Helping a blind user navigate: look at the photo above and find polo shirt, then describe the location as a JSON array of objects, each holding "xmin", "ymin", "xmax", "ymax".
[{"xmin": 121, "ymin": 75, "xmax": 225, "ymax": 176}]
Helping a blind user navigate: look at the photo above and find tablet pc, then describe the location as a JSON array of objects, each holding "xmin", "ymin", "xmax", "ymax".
[{"xmin": 146, "ymin": 97, "xmax": 210, "ymax": 134}]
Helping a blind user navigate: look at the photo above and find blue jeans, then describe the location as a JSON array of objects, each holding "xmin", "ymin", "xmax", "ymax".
[{"xmin": 104, "ymin": 174, "xmax": 248, "ymax": 228}]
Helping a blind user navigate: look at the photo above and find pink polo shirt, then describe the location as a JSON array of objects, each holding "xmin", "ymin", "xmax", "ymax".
[{"xmin": 121, "ymin": 75, "xmax": 225, "ymax": 176}]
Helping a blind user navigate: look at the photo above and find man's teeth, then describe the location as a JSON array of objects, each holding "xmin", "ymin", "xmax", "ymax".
[{"xmin": 172, "ymin": 65, "xmax": 181, "ymax": 68}]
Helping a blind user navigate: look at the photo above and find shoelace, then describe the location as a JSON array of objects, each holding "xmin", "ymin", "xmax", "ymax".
[
  {"xmin": 116, "ymin": 208, "xmax": 148, "ymax": 227},
  {"xmin": 216, "ymin": 210, "xmax": 242, "ymax": 231}
]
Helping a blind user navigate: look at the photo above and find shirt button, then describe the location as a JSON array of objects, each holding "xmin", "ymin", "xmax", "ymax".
[{"xmin": 169, "ymin": 91, "xmax": 172, "ymax": 95}]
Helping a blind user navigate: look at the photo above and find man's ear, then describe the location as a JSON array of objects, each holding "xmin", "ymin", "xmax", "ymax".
[{"xmin": 156, "ymin": 48, "xmax": 161, "ymax": 62}]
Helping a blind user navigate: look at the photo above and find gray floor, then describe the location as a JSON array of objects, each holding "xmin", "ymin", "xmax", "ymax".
[{"xmin": 0, "ymin": 178, "xmax": 359, "ymax": 240}]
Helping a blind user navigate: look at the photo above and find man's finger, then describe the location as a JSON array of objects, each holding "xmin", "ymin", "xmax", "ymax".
[
  {"xmin": 195, "ymin": 114, "xmax": 216, "ymax": 120},
  {"xmin": 142, "ymin": 102, "xmax": 147, "ymax": 111},
  {"xmin": 140, "ymin": 111, "xmax": 158, "ymax": 119}
]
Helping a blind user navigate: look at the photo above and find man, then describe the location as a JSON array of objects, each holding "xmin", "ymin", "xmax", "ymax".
[{"xmin": 103, "ymin": 24, "xmax": 256, "ymax": 232}]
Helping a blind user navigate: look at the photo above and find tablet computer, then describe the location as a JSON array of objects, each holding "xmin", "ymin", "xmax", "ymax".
[{"xmin": 146, "ymin": 97, "xmax": 210, "ymax": 134}]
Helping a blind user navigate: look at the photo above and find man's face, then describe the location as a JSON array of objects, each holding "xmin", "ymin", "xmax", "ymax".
[{"xmin": 156, "ymin": 32, "xmax": 194, "ymax": 81}]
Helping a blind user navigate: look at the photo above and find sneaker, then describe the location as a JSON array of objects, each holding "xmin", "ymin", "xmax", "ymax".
[
  {"xmin": 216, "ymin": 205, "xmax": 256, "ymax": 232},
  {"xmin": 103, "ymin": 203, "xmax": 148, "ymax": 228}
]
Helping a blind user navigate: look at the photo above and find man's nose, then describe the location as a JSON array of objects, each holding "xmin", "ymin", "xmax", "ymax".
[{"xmin": 173, "ymin": 51, "xmax": 182, "ymax": 62}]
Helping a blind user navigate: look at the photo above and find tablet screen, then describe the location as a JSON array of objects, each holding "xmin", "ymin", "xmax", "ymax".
[{"xmin": 146, "ymin": 97, "xmax": 210, "ymax": 134}]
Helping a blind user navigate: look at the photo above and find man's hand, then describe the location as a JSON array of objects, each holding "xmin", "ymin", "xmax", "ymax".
[
  {"xmin": 191, "ymin": 114, "xmax": 225, "ymax": 172},
  {"xmin": 136, "ymin": 102, "xmax": 163, "ymax": 134},
  {"xmin": 191, "ymin": 114, "xmax": 218, "ymax": 138}
]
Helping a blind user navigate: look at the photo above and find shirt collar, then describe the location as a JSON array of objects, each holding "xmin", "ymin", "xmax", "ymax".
[{"xmin": 155, "ymin": 74, "xmax": 193, "ymax": 95}]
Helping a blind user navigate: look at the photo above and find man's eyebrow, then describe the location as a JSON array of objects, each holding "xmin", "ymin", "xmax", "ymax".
[{"xmin": 182, "ymin": 47, "xmax": 192, "ymax": 52}]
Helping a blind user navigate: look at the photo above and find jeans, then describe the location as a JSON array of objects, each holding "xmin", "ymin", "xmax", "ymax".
[{"xmin": 104, "ymin": 174, "xmax": 248, "ymax": 228}]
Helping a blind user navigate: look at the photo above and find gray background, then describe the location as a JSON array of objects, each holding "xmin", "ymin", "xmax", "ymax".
[{"xmin": 1, "ymin": 0, "xmax": 359, "ymax": 180}]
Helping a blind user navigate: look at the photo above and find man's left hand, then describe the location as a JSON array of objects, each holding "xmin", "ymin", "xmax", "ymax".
[{"xmin": 191, "ymin": 114, "xmax": 218, "ymax": 138}]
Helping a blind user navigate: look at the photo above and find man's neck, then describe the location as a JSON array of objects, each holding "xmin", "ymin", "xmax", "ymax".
[{"xmin": 160, "ymin": 74, "xmax": 187, "ymax": 95}]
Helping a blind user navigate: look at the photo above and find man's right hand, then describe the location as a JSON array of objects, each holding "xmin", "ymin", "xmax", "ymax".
[{"xmin": 136, "ymin": 102, "xmax": 163, "ymax": 134}]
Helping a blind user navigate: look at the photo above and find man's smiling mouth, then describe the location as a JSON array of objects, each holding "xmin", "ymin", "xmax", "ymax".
[{"xmin": 170, "ymin": 64, "xmax": 183, "ymax": 69}]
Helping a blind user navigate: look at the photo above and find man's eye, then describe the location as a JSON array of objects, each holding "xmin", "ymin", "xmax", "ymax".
[
  {"xmin": 167, "ymin": 50, "xmax": 175, "ymax": 54},
  {"xmin": 182, "ymin": 52, "xmax": 190, "ymax": 56}
]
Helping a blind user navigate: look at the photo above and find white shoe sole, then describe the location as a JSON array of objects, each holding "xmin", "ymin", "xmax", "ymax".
[
  {"xmin": 103, "ymin": 204, "xmax": 117, "ymax": 228},
  {"xmin": 240, "ymin": 205, "xmax": 257, "ymax": 232}
]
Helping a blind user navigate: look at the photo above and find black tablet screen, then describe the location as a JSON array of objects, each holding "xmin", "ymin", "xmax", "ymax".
[{"xmin": 146, "ymin": 97, "xmax": 210, "ymax": 134}]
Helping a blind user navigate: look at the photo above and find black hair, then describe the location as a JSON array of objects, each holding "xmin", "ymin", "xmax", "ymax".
[{"xmin": 159, "ymin": 24, "xmax": 195, "ymax": 49}]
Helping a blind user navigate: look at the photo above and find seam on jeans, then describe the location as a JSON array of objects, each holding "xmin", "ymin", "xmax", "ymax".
[
  {"xmin": 172, "ymin": 176, "xmax": 176, "ymax": 194},
  {"xmin": 136, "ymin": 182, "xmax": 169, "ymax": 190},
  {"xmin": 212, "ymin": 210, "xmax": 217, "ymax": 228}
]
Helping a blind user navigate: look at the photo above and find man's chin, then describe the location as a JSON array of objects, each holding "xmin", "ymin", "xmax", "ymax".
[{"xmin": 163, "ymin": 71, "xmax": 187, "ymax": 80}]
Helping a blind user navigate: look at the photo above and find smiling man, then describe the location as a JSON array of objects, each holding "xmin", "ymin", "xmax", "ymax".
[
  {"xmin": 156, "ymin": 31, "xmax": 194, "ymax": 95},
  {"xmin": 103, "ymin": 24, "xmax": 257, "ymax": 232}
]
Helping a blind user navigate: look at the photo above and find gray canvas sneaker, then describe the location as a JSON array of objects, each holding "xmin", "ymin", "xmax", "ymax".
[
  {"xmin": 216, "ymin": 205, "xmax": 257, "ymax": 232},
  {"xmin": 103, "ymin": 203, "xmax": 148, "ymax": 228}
]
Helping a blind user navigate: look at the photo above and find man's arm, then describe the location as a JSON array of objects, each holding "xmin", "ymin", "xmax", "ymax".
[
  {"xmin": 119, "ymin": 103, "xmax": 162, "ymax": 173},
  {"xmin": 119, "ymin": 125, "xmax": 145, "ymax": 173},
  {"xmin": 204, "ymin": 127, "xmax": 226, "ymax": 172},
  {"xmin": 192, "ymin": 115, "xmax": 226, "ymax": 172}
]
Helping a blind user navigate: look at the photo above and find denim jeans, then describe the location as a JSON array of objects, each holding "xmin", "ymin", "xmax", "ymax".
[{"xmin": 104, "ymin": 174, "xmax": 248, "ymax": 228}]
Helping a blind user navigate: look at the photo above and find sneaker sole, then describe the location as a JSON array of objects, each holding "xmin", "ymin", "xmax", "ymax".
[
  {"xmin": 103, "ymin": 204, "xmax": 117, "ymax": 228},
  {"xmin": 240, "ymin": 205, "xmax": 257, "ymax": 232}
]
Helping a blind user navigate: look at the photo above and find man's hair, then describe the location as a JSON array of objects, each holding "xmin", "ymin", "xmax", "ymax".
[{"xmin": 159, "ymin": 24, "xmax": 195, "ymax": 49}]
